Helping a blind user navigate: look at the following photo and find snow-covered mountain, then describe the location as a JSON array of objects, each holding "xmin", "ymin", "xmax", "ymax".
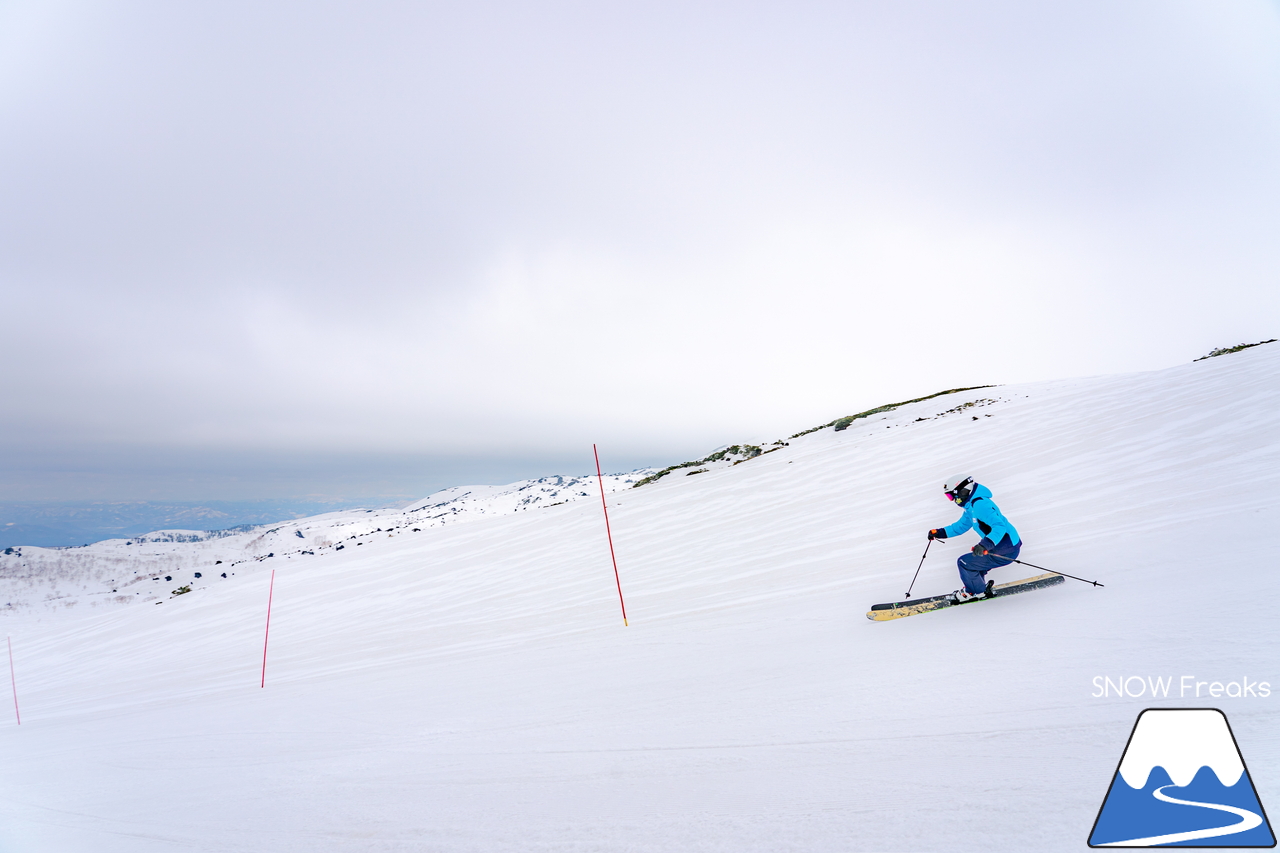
[
  {"xmin": 0, "ymin": 471, "xmax": 651, "ymax": 613},
  {"xmin": 1, "ymin": 344, "xmax": 1277, "ymax": 852}
]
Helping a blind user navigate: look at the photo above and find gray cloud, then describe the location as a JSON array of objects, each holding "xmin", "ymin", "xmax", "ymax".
[{"xmin": 2, "ymin": 0, "xmax": 1278, "ymax": 500}]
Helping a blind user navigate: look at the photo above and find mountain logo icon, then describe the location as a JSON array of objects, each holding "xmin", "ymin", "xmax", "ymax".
[{"xmin": 1089, "ymin": 708, "xmax": 1275, "ymax": 847}]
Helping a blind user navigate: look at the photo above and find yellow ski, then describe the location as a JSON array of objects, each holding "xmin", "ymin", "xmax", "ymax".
[{"xmin": 866, "ymin": 573, "xmax": 1064, "ymax": 622}]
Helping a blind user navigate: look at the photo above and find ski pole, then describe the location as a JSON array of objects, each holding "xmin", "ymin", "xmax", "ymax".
[
  {"xmin": 985, "ymin": 552, "xmax": 1104, "ymax": 587},
  {"xmin": 904, "ymin": 539, "xmax": 932, "ymax": 599}
]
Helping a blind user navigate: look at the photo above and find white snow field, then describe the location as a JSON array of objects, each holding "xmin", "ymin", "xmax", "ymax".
[
  {"xmin": 2, "ymin": 345, "xmax": 1278, "ymax": 852},
  {"xmin": 0, "ymin": 471, "xmax": 651, "ymax": 614}
]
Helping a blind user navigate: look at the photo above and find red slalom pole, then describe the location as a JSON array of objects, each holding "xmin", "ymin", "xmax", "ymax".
[
  {"xmin": 261, "ymin": 569, "xmax": 275, "ymax": 688},
  {"xmin": 7, "ymin": 636, "xmax": 19, "ymax": 725},
  {"xmin": 593, "ymin": 444, "xmax": 629, "ymax": 626}
]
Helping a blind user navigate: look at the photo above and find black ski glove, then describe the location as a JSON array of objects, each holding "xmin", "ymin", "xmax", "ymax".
[
  {"xmin": 971, "ymin": 543, "xmax": 989, "ymax": 556},
  {"xmin": 928, "ymin": 529, "xmax": 946, "ymax": 541}
]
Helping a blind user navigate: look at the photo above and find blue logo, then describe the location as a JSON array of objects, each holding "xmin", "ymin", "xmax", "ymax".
[{"xmin": 1089, "ymin": 708, "xmax": 1275, "ymax": 847}]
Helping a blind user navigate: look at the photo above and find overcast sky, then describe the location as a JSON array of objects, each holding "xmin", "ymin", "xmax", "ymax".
[{"xmin": 2, "ymin": 0, "xmax": 1278, "ymax": 502}]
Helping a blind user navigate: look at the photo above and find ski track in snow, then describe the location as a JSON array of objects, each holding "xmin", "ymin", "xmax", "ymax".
[{"xmin": 0, "ymin": 346, "xmax": 1278, "ymax": 851}]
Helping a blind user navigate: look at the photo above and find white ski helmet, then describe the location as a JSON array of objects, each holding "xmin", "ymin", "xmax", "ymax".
[{"xmin": 943, "ymin": 475, "xmax": 976, "ymax": 504}]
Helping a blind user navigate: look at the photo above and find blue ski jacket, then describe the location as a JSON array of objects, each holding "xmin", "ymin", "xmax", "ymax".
[{"xmin": 941, "ymin": 484, "xmax": 1021, "ymax": 548}]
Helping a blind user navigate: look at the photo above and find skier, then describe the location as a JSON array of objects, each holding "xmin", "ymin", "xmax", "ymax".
[{"xmin": 927, "ymin": 476, "xmax": 1021, "ymax": 603}]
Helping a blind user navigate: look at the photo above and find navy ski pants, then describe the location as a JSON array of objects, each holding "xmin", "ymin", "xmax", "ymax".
[{"xmin": 957, "ymin": 535, "xmax": 1021, "ymax": 594}]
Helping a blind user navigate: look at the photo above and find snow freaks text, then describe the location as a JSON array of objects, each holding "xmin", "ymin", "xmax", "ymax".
[{"xmin": 1092, "ymin": 676, "xmax": 1271, "ymax": 699}]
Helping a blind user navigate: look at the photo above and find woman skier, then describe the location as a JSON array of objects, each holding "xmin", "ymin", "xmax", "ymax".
[{"xmin": 927, "ymin": 475, "xmax": 1021, "ymax": 602}]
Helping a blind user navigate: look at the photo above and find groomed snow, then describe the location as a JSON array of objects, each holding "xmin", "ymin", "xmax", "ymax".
[
  {"xmin": 1, "ymin": 346, "xmax": 1277, "ymax": 852},
  {"xmin": 0, "ymin": 471, "xmax": 651, "ymax": 613}
]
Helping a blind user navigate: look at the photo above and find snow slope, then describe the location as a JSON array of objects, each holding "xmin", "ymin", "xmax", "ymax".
[
  {"xmin": 1, "ymin": 346, "xmax": 1278, "ymax": 852},
  {"xmin": 0, "ymin": 471, "xmax": 650, "ymax": 613}
]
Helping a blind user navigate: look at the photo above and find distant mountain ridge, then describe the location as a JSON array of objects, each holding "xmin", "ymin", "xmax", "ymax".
[
  {"xmin": 0, "ymin": 498, "xmax": 410, "ymax": 550},
  {"xmin": 0, "ymin": 470, "xmax": 652, "ymax": 612}
]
